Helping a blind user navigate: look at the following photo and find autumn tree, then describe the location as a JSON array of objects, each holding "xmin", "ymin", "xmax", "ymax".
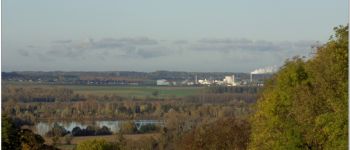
[
  {"xmin": 179, "ymin": 118, "xmax": 250, "ymax": 150},
  {"xmin": 2, "ymin": 115, "xmax": 21, "ymax": 150},
  {"xmin": 2, "ymin": 115, "xmax": 58, "ymax": 150},
  {"xmin": 249, "ymin": 25, "xmax": 348, "ymax": 149}
]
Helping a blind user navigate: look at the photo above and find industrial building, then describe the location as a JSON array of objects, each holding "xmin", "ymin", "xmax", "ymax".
[
  {"xmin": 156, "ymin": 79, "xmax": 170, "ymax": 86},
  {"xmin": 223, "ymin": 75, "xmax": 236, "ymax": 86},
  {"xmin": 196, "ymin": 75, "xmax": 237, "ymax": 86}
]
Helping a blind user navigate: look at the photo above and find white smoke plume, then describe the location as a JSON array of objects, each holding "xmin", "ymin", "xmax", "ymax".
[{"xmin": 251, "ymin": 65, "xmax": 278, "ymax": 74}]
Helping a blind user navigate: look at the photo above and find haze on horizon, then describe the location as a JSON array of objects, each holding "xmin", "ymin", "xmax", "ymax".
[{"xmin": 2, "ymin": 0, "xmax": 348, "ymax": 73}]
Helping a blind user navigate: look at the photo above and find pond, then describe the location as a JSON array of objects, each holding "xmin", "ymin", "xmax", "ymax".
[{"xmin": 35, "ymin": 120, "xmax": 164, "ymax": 136}]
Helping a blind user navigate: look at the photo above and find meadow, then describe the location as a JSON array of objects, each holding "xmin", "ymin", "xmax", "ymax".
[
  {"xmin": 69, "ymin": 85, "xmax": 203, "ymax": 98},
  {"xmin": 3, "ymin": 81, "xmax": 204, "ymax": 99}
]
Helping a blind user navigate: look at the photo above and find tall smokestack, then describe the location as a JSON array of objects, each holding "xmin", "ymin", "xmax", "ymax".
[
  {"xmin": 195, "ymin": 75, "xmax": 198, "ymax": 84},
  {"xmin": 250, "ymin": 73, "xmax": 252, "ymax": 83}
]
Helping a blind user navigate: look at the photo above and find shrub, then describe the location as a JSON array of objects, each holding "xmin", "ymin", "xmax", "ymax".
[
  {"xmin": 71, "ymin": 126, "xmax": 112, "ymax": 136},
  {"xmin": 63, "ymin": 134, "xmax": 73, "ymax": 144},
  {"xmin": 120, "ymin": 121, "xmax": 137, "ymax": 134},
  {"xmin": 76, "ymin": 139, "xmax": 117, "ymax": 150},
  {"xmin": 138, "ymin": 124, "xmax": 159, "ymax": 133},
  {"xmin": 45, "ymin": 123, "xmax": 69, "ymax": 137}
]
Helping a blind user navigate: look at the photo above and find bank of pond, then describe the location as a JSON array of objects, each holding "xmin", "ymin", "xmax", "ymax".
[{"xmin": 34, "ymin": 120, "xmax": 164, "ymax": 137}]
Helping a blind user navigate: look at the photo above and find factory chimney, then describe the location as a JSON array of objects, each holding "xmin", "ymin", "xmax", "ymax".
[
  {"xmin": 195, "ymin": 75, "xmax": 198, "ymax": 84},
  {"xmin": 250, "ymin": 73, "xmax": 253, "ymax": 83}
]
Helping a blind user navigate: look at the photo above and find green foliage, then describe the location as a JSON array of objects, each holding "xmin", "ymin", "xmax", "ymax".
[
  {"xmin": 249, "ymin": 25, "xmax": 348, "ymax": 149},
  {"xmin": 63, "ymin": 134, "xmax": 73, "ymax": 144},
  {"xmin": 76, "ymin": 139, "xmax": 117, "ymax": 150},
  {"xmin": 138, "ymin": 124, "xmax": 159, "ymax": 133},
  {"xmin": 2, "ymin": 115, "xmax": 21, "ymax": 150},
  {"xmin": 1, "ymin": 115, "xmax": 58, "ymax": 150},
  {"xmin": 51, "ymin": 136, "xmax": 60, "ymax": 146},
  {"xmin": 120, "ymin": 121, "xmax": 137, "ymax": 134},
  {"xmin": 46, "ymin": 123, "xmax": 69, "ymax": 137},
  {"xmin": 179, "ymin": 118, "xmax": 250, "ymax": 150},
  {"xmin": 152, "ymin": 90, "xmax": 159, "ymax": 97},
  {"xmin": 115, "ymin": 132, "xmax": 126, "ymax": 150},
  {"xmin": 20, "ymin": 129, "xmax": 46, "ymax": 149}
]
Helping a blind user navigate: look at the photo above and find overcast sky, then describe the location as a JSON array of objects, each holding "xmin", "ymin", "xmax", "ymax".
[{"xmin": 2, "ymin": 0, "xmax": 348, "ymax": 72}]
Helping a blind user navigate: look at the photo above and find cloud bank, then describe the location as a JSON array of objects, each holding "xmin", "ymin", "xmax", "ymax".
[{"xmin": 6, "ymin": 37, "xmax": 317, "ymax": 72}]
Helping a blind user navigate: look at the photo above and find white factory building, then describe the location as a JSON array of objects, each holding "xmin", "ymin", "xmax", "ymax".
[
  {"xmin": 156, "ymin": 79, "xmax": 170, "ymax": 86},
  {"xmin": 223, "ymin": 75, "xmax": 237, "ymax": 86},
  {"xmin": 197, "ymin": 75, "xmax": 237, "ymax": 86},
  {"xmin": 198, "ymin": 79, "xmax": 211, "ymax": 85}
]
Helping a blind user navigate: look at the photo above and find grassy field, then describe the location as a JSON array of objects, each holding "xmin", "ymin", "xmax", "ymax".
[
  {"xmin": 71, "ymin": 85, "xmax": 203, "ymax": 98},
  {"xmin": 3, "ymin": 81, "xmax": 204, "ymax": 99}
]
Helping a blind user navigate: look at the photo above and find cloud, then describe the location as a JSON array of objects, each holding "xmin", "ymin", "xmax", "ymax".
[
  {"xmin": 114, "ymin": 46, "xmax": 171, "ymax": 59},
  {"xmin": 198, "ymin": 38, "xmax": 252, "ymax": 44},
  {"xmin": 173, "ymin": 40, "xmax": 188, "ymax": 44},
  {"xmin": 35, "ymin": 52, "xmax": 54, "ymax": 62},
  {"xmin": 42, "ymin": 37, "xmax": 171, "ymax": 60},
  {"xmin": 52, "ymin": 40, "xmax": 72, "ymax": 44},
  {"xmin": 293, "ymin": 40, "xmax": 319, "ymax": 48},
  {"xmin": 135, "ymin": 47, "xmax": 168, "ymax": 58},
  {"xmin": 17, "ymin": 49, "xmax": 30, "ymax": 56},
  {"xmin": 192, "ymin": 38, "xmax": 315, "ymax": 53},
  {"xmin": 46, "ymin": 45, "xmax": 84, "ymax": 58},
  {"xmin": 27, "ymin": 45, "xmax": 38, "ymax": 48},
  {"xmin": 21, "ymin": 37, "xmax": 317, "ymax": 73},
  {"xmin": 40, "ymin": 37, "xmax": 316, "ymax": 61},
  {"xmin": 89, "ymin": 37, "xmax": 158, "ymax": 49},
  {"xmin": 118, "ymin": 37, "xmax": 158, "ymax": 45}
]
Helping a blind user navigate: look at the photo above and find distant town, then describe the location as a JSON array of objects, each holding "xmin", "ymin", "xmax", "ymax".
[{"xmin": 2, "ymin": 68, "xmax": 276, "ymax": 87}]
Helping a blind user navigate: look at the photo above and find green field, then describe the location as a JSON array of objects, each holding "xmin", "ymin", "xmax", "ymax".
[
  {"xmin": 68, "ymin": 85, "xmax": 203, "ymax": 98},
  {"xmin": 3, "ymin": 82, "xmax": 204, "ymax": 99}
]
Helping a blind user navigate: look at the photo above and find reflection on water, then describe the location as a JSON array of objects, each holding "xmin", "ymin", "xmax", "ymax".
[{"xmin": 35, "ymin": 120, "xmax": 163, "ymax": 136}]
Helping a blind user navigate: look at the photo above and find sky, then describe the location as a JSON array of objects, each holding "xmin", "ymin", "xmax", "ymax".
[{"xmin": 2, "ymin": 0, "xmax": 348, "ymax": 72}]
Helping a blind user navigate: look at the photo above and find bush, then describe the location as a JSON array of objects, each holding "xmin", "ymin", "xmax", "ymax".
[
  {"xmin": 45, "ymin": 123, "xmax": 69, "ymax": 137},
  {"xmin": 138, "ymin": 124, "xmax": 159, "ymax": 133},
  {"xmin": 71, "ymin": 126, "xmax": 82, "ymax": 136},
  {"xmin": 71, "ymin": 126, "xmax": 112, "ymax": 136},
  {"xmin": 63, "ymin": 134, "xmax": 73, "ymax": 144},
  {"xmin": 2, "ymin": 115, "xmax": 21, "ymax": 150},
  {"xmin": 178, "ymin": 118, "xmax": 250, "ymax": 150},
  {"xmin": 96, "ymin": 126, "xmax": 112, "ymax": 135},
  {"xmin": 120, "ymin": 121, "xmax": 137, "ymax": 134},
  {"xmin": 51, "ymin": 136, "xmax": 60, "ymax": 146},
  {"xmin": 76, "ymin": 139, "xmax": 117, "ymax": 150},
  {"xmin": 2, "ymin": 115, "xmax": 58, "ymax": 150}
]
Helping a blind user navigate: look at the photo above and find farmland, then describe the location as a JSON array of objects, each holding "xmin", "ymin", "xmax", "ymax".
[
  {"xmin": 69, "ymin": 85, "xmax": 203, "ymax": 98},
  {"xmin": 3, "ymin": 81, "xmax": 204, "ymax": 99}
]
